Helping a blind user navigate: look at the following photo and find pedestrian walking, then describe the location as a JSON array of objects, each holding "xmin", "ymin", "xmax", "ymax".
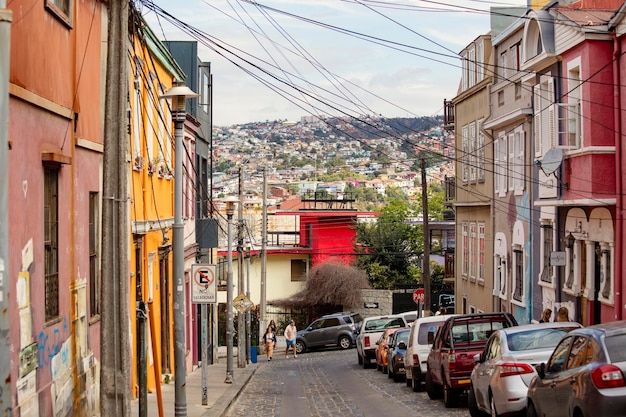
[
  {"xmin": 539, "ymin": 308, "xmax": 552, "ymax": 323},
  {"xmin": 268, "ymin": 319, "xmax": 278, "ymax": 349},
  {"xmin": 284, "ymin": 319, "xmax": 297, "ymax": 358},
  {"xmin": 262, "ymin": 325, "xmax": 276, "ymax": 361}
]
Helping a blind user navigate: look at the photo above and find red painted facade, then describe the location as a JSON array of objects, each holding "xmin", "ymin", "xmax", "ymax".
[{"xmin": 8, "ymin": 1, "xmax": 105, "ymax": 415}]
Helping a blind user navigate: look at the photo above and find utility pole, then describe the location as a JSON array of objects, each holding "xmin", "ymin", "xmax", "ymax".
[
  {"xmin": 225, "ymin": 201, "xmax": 235, "ymax": 383},
  {"xmin": 421, "ymin": 158, "xmax": 431, "ymax": 315},
  {"xmin": 260, "ymin": 168, "xmax": 268, "ymax": 341},
  {"xmin": 134, "ymin": 235, "xmax": 147, "ymax": 417},
  {"xmin": 0, "ymin": 2, "xmax": 11, "ymax": 415},
  {"xmin": 101, "ymin": 0, "xmax": 131, "ymax": 415},
  {"xmin": 237, "ymin": 168, "xmax": 246, "ymax": 368}
]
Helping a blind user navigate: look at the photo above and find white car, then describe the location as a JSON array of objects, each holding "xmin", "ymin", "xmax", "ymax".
[
  {"xmin": 469, "ymin": 321, "xmax": 582, "ymax": 417},
  {"xmin": 404, "ymin": 314, "xmax": 456, "ymax": 391},
  {"xmin": 356, "ymin": 314, "xmax": 407, "ymax": 368}
]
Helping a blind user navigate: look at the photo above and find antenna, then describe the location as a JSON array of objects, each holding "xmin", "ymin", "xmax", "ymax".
[{"xmin": 536, "ymin": 148, "xmax": 567, "ymax": 189}]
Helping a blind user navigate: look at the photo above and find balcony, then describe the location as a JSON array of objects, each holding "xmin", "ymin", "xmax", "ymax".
[{"xmin": 443, "ymin": 99, "xmax": 455, "ymax": 131}]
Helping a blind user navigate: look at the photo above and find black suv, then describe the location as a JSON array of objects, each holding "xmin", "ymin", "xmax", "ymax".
[{"xmin": 295, "ymin": 312, "xmax": 363, "ymax": 354}]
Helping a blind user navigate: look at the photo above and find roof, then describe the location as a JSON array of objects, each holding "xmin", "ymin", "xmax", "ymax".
[{"xmin": 553, "ymin": 8, "xmax": 615, "ymax": 27}]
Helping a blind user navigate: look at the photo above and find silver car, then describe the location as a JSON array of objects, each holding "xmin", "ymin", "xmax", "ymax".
[
  {"xmin": 469, "ymin": 322, "xmax": 582, "ymax": 417},
  {"xmin": 527, "ymin": 320, "xmax": 626, "ymax": 417}
]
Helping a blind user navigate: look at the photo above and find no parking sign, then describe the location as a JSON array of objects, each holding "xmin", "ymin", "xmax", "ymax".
[{"xmin": 191, "ymin": 264, "xmax": 217, "ymax": 304}]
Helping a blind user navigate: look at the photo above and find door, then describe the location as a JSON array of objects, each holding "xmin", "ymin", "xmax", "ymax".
[{"xmin": 537, "ymin": 336, "xmax": 574, "ymax": 417}]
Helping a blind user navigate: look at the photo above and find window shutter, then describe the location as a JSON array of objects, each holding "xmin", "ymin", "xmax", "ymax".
[{"xmin": 534, "ymin": 85, "xmax": 541, "ymax": 156}]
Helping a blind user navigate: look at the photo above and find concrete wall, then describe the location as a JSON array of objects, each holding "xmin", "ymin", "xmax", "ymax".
[{"xmin": 351, "ymin": 289, "xmax": 393, "ymax": 318}]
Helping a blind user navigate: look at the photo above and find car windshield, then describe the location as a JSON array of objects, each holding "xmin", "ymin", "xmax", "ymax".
[
  {"xmin": 365, "ymin": 318, "xmax": 404, "ymax": 331},
  {"xmin": 605, "ymin": 334, "xmax": 626, "ymax": 363},
  {"xmin": 506, "ymin": 327, "xmax": 576, "ymax": 351}
]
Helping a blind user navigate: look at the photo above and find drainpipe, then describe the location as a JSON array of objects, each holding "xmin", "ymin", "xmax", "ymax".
[{"xmin": 612, "ymin": 32, "xmax": 623, "ymax": 320}]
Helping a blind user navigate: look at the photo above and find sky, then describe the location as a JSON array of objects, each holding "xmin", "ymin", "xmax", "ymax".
[{"xmin": 141, "ymin": 0, "xmax": 528, "ymax": 126}]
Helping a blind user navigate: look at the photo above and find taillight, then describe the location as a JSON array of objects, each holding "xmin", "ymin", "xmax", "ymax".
[
  {"xmin": 591, "ymin": 364, "xmax": 626, "ymax": 389},
  {"xmin": 412, "ymin": 354, "xmax": 419, "ymax": 363},
  {"xmin": 364, "ymin": 336, "xmax": 370, "ymax": 348},
  {"xmin": 498, "ymin": 362, "xmax": 535, "ymax": 378},
  {"xmin": 448, "ymin": 353, "xmax": 456, "ymax": 370}
]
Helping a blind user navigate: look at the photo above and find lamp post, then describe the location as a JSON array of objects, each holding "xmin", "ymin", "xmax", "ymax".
[
  {"xmin": 160, "ymin": 82, "xmax": 198, "ymax": 417},
  {"xmin": 225, "ymin": 199, "xmax": 235, "ymax": 383}
]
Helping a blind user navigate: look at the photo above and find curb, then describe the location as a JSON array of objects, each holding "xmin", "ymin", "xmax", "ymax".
[{"xmin": 203, "ymin": 363, "xmax": 259, "ymax": 417}]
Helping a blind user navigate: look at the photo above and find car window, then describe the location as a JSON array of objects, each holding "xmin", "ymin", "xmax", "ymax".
[
  {"xmin": 506, "ymin": 327, "xmax": 576, "ymax": 352},
  {"xmin": 352, "ymin": 314, "xmax": 363, "ymax": 324},
  {"xmin": 547, "ymin": 336, "xmax": 573, "ymax": 373},
  {"xmin": 311, "ymin": 319, "xmax": 325, "ymax": 330},
  {"xmin": 567, "ymin": 336, "xmax": 592, "ymax": 369},
  {"xmin": 418, "ymin": 321, "xmax": 445, "ymax": 345},
  {"xmin": 485, "ymin": 334, "xmax": 501, "ymax": 360},
  {"xmin": 397, "ymin": 330, "xmax": 410, "ymax": 344},
  {"xmin": 324, "ymin": 318, "xmax": 340, "ymax": 328},
  {"xmin": 605, "ymin": 334, "xmax": 626, "ymax": 363}
]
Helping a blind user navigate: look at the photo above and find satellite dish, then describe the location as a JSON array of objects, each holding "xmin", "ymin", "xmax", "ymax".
[{"xmin": 540, "ymin": 148, "xmax": 564, "ymax": 175}]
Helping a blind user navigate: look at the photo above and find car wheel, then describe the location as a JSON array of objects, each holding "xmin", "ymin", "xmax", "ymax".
[
  {"xmin": 393, "ymin": 370, "xmax": 402, "ymax": 383},
  {"xmin": 338, "ymin": 335, "xmax": 351, "ymax": 350},
  {"xmin": 468, "ymin": 384, "xmax": 486, "ymax": 417},
  {"xmin": 489, "ymin": 394, "xmax": 499, "ymax": 417},
  {"xmin": 362, "ymin": 355, "xmax": 370, "ymax": 369},
  {"xmin": 425, "ymin": 369, "xmax": 441, "ymax": 399},
  {"xmin": 357, "ymin": 352, "xmax": 363, "ymax": 365},
  {"xmin": 527, "ymin": 401, "xmax": 538, "ymax": 417},
  {"xmin": 443, "ymin": 382, "xmax": 458, "ymax": 408},
  {"xmin": 376, "ymin": 362, "xmax": 382, "ymax": 372},
  {"xmin": 388, "ymin": 366, "xmax": 393, "ymax": 379},
  {"xmin": 295, "ymin": 340, "xmax": 306, "ymax": 354},
  {"xmin": 405, "ymin": 374, "xmax": 412, "ymax": 387},
  {"xmin": 412, "ymin": 372, "xmax": 422, "ymax": 392}
]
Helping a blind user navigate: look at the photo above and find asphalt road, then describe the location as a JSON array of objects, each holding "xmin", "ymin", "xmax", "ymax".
[{"xmin": 224, "ymin": 348, "xmax": 470, "ymax": 417}]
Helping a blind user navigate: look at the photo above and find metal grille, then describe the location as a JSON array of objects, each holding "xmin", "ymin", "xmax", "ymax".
[{"xmin": 44, "ymin": 168, "xmax": 59, "ymax": 321}]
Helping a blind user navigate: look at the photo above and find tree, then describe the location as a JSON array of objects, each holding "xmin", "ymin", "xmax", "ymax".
[
  {"xmin": 271, "ymin": 263, "xmax": 370, "ymax": 309},
  {"xmin": 354, "ymin": 200, "xmax": 421, "ymax": 289}
]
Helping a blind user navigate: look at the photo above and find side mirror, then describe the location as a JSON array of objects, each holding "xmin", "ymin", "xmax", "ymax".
[
  {"xmin": 473, "ymin": 353, "xmax": 481, "ymax": 364},
  {"xmin": 398, "ymin": 342, "xmax": 407, "ymax": 350},
  {"xmin": 307, "ymin": 327, "xmax": 313, "ymax": 331},
  {"xmin": 537, "ymin": 363, "xmax": 546, "ymax": 379}
]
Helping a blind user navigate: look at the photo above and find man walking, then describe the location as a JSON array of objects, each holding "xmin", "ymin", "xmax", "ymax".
[{"xmin": 284, "ymin": 320, "xmax": 297, "ymax": 358}]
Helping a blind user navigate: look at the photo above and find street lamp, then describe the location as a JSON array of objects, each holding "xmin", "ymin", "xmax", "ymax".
[
  {"xmin": 160, "ymin": 82, "xmax": 198, "ymax": 417},
  {"xmin": 225, "ymin": 198, "xmax": 236, "ymax": 383}
]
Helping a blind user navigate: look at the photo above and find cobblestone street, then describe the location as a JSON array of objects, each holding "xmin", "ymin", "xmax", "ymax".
[{"xmin": 224, "ymin": 349, "xmax": 470, "ymax": 417}]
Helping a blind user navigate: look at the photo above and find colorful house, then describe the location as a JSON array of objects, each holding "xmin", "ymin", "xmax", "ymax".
[{"xmin": 7, "ymin": 0, "xmax": 106, "ymax": 414}]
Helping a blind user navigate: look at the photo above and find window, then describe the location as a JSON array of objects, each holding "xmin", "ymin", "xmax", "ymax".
[
  {"xmin": 478, "ymin": 223, "xmax": 485, "ymax": 285},
  {"xmin": 476, "ymin": 40, "xmax": 484, "ymax": 82},
  {"xmin": 461, "ymin": 52, "xmax": 468, "ymax": 91},
  {"xmin": 469, "ymin": 46, "xmax": 476, "ymax": 88},
  {"xmin": 45, "ymin": 0, "xmax": 72, "ymax": 27},
  {"xmin": 515, "ymin": 82, "xmax": 522, "ymax": 100},
  {"xmin": 539, "ymin": 221, "xmax": 554, "ymax": 285},
  {"xmin": 495, "ymin": 254, "xmax": 507, "ymax": 299},
  {"xmin": 511, "ymin": 42, "xmax": 521, "ymax": 72},
  {"xmin": 508, "ymin": 132, "xmax": 515, "ymax": 191},
  {"xmin": 558, "ymin": 62, "xmax": 581, "ymax": 149},
  {"xmin": 477, "ymin": 120, "xmax": 485, "ymax": 182},
  {"xmin": 512, "ymin": 246, "xmax": 524, "ymax": 302},
  {"xmin": 469, "ymin": 122, "xmax": 476, "ymax": 183},
  {"xmin": 534, "ymin": 77, "xmax": 555, "ymax": 157},
  {"xmin": 495, "ymin": 134, "xmax": 508, "ymax": 196},
  {"xmin": 462, "ymin": 223, "xmax": 469, "ymax": 278},
  {"xmin": 567, "ymin": 337, "xmax": 592, "ymax": 369},
  {"xmin": 513, "ymin": 128, "xmax": 525, "ymax": 194},
  {"xmin": 500, "ymin": 50, "xmax": 508, "ymax": 79},
  {"xmin": 202, "ymin": 72, "xmax": 210, "ymax": 114},
  {"xmin": 462, "ymin": 125, "xmax": 469, "ymax": 184},
  {"xmin": 44, "ymin": 167, "xmax": 60, "ymax": 322},
  {"xmin": 498, "ymin": 90, "xmax": 505, "ymax": 107},
  {"xmin": 547, "ymin": 336, "xmax": 573, "ymax": 373},
  {"xmin": 565, "ymin": 238, "xmax": 576, "ymax": 292},
  {"xmin": 469, "ymin": 223, "xmax": 476, "ymax": 282},
  {"xmin": 599, "ymin": 245, "xmax": 613, "ymax": 304},
  {"xmin": 89, "ymin": 192, "xmax": 100, "ymax": 318},
  {"xmin": 291, "ymin": 259, "xmax": 307, "ymax": 281}
]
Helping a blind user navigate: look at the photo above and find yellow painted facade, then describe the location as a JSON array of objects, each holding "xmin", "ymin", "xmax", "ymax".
[{"xmin": 128, "ymin": 15, "xmax": 186, "ymax": 397}]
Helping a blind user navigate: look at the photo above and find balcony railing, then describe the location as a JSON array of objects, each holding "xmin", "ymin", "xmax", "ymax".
[{"xmin": 443, "ymin": 99, "xmax": 455, "ymax": 131}]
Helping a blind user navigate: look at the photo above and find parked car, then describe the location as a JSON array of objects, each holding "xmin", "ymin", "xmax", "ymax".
[
  {"xmin": 375, "ymin": 328, "xmax": 400, "ymax": 373},
  {"xmin": 405, "ymin": 314, "xmax": 457, "ymax": 392},
  {"xmin": 425, "ymin": 312, "xmax": 518, "ymax": 408},
  {"xmin": 527, "ymin": 320, "xmax": 626, "ymax": 417},
  {"xmin": 396, "ymin": 310, "xmax": 418, "ymax": 324},
  {"xmin": 295, "ymin": 312, "xmax": 363, "ymax": 354},
  {"xmin": 469, "ymin": 321, "xmax": 582, "ymax": 417},
  {"xmin": 356, "ymin": 314, "xmax": 408, "ymax": 368},
  {"xmin": 387, "ymin": 327, "xmax": 411, "ymax": 382}
]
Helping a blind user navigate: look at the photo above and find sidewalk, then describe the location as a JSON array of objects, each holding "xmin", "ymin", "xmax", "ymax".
[{"xmin": 130, "ymin": 347, "xmax": 261, "ymax": 417}]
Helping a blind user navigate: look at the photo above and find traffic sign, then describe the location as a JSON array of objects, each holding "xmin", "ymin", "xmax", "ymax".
[
  {"xmin": 413, "ymin": 288, "xmax": 425, "ymax": 304},
  {"xmin": 233, "ymin": 293, "xmax": 253, "ymax": 313},
  {"xmin": 191, "ymin": 264, "xmax": 217, "ymax": 304}
]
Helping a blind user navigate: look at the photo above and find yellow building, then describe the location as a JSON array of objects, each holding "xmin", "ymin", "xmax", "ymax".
[{"xmin": 128, "ymin": 12, "xmax": 186, "ymax": 396}]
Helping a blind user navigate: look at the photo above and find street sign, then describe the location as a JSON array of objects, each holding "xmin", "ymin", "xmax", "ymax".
[
  {"xmin": 191, "ymin": 264, "xmax": 217, "ymax": 304},
  {"xmin": 233, "ymin": 293, "xmax": 253, "ymax": 313},
  {"xmin": 413, "ymin": 288, "xmax": 425, "ymax": 304}
]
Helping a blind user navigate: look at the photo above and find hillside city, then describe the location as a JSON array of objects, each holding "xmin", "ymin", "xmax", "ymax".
[{"xmin": 212, "ymin": 115, "xmax": 455, "ymax": 208}]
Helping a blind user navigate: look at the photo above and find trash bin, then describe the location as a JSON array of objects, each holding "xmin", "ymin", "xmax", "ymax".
[{"xmin": 250, "ymin": 346, "xmax": 257, "ymax": 363}]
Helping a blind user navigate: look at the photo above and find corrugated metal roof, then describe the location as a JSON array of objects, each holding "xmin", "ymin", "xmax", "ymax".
[{"xmin": 554, "ymin": 8, "xmax": 615, "ymax": 26}]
